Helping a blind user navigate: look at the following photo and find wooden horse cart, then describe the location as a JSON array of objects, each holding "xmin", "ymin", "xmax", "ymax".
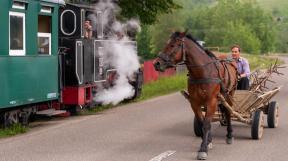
[{"xmin": 193, "ymin": 61, "xmax": 284, "ymax": 139}]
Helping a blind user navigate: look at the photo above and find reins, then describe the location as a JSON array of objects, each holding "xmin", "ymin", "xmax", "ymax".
[
  {"xmin": 177, "ymin": 38, "xmax": 229, "ymax": 89},
  {"xmin": 176, "ymin": 38, "xmax": 220, "ymax": 69}
]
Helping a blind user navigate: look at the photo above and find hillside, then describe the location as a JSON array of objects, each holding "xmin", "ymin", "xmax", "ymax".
[{"xmin": 257, "ymin": 0, "xmax": 288, "ymax": 14}]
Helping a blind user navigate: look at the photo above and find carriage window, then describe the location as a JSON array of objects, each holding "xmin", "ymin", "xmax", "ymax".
[
  {"xmin": 38, "ymin": 15, "xmax": 51, "ymax": 55},
  {"xmin": 12, "ymin": 1, "xmax": 26, "ymax": 10},
  {"xmin": 9, "ymin": 12, "xmax": 25, "ymax": 56},
  {"xmin": 81, "ymin": 9, "xmax": 85, "ymax": 38},
  {"xmin": 40, "ymin": 6, "xmax": 52, "ymax": 14},
  {"xmin": 96, "ymin": 11, "xmax": 103, "ymax": 38}
]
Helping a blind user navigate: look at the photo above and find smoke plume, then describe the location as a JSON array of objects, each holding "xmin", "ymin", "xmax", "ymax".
[{"xmin": 93, "ymin": 0, "xmax": 141, "ymax": 105}]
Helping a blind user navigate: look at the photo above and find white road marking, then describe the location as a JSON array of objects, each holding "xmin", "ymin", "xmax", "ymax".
[{"xmin": 149, "ymin": 150, "xmax": 176, "ymax": 161}]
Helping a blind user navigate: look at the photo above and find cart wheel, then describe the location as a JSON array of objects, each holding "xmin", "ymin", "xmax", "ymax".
[
  {"xmin": 194, "ymin": 117, "xmax": 203, "ymax": 137},
  {"xmin": 251, "ymin": 110, "xmax": 264, "ymax": 140},
  {"xmin": 267, "ymin": 101, "xmax": 279, "ymax": 128}
]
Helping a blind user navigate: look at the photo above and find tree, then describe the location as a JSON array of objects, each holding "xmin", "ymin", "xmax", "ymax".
[
  {"xmin": 148, "ymin": 0, "xmax": 212, "ymax": 54},
  {"xmin": 119, "ymin": 0, "xmax": 180, "ymax": 25},
  {"xmin": 136, "ymin": 25, "xmax": 155, "ymax": 61},
  {"xmin": 183, "ymin": 0, "xmax": 276, "ymax": 54},
  {"xmin": 222, "ymin": 22, "xmax": 261, "ymax": 54},
  {"xmin": 66, "ymin": 0, "xmax": 180, "ymax": 25}
]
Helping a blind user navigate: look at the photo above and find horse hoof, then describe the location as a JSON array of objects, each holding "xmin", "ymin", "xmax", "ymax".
[
  {"xmin": 208, "ymin": 142, "xmax": 213, "ymax": 149},
  {"xmin": 226, "ymin": 137, "xmax": 234, "ymax": 144},
  {"xmin": 197, "ymin": 152, "xmax": 208, "ymax": 160}
]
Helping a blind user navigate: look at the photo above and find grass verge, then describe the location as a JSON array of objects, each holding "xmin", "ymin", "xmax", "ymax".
[
  {"xmin": 138, "ymin": 73, "xmax": 187, "ymax": 101},
  {"xmin": 243, "ymin": 54, "xmax": 283, "ymax": 71},
  {"xmin": 0, "ymin": 124, "xmax": 28, "ymax": 138}
]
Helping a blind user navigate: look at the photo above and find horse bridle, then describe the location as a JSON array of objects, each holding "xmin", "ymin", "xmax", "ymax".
[
  {"xmin": 157, "ymin": 38, "xmax": 186, "ymax": 67},
  {"xmin": 158, "ymin": 38, "xmax": 218, "ymax": 68}
]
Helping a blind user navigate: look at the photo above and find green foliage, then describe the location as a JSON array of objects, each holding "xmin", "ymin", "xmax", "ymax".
[
  {"xmin": 221, "ymin": 22, "xmax": 261, "ymax": 54},
  {"xmin": 149, "ymin": 12, "xmax": 186, "ymax": 54},
  {"xmin": 147, "ymin": 0, "xmax": 215, "ymax": 54},
  {"xmin": 136, "ymin": 25, "xmax": 155, "ymax": 61},
  {"xmin": 119, "ymin": 0, "xmax": 181, "ymax": 25},
  {"xmin": 258, "ymin": 0, "xmax": 288, "ymax": 53},
  {"xmin": 66, "ymin": 0, "xmax": 180, "ymax": 25},
  {"xmin": 275, "ymin": 24, "xmax": 288, "ymax": 53},
  {"xmin": 258, "ymin": 0, "xmax": 288, "ymax": 13},
  {"xmin": 184, "ymin": 0, "xmax": 276, "ymax": 54}
]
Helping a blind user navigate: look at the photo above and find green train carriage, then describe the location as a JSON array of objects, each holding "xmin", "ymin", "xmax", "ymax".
[{"xmin": 0, "ymin": 0, "xmax": 65, "ymax": 126}]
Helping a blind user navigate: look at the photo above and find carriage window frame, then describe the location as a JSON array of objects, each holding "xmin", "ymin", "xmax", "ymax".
[
  {"xmin": 96, "ymin": 11, "xmax": 103, "ymax": 39},
  {"xmin": 12, "ymin": 1, "xmax": 26, "ymax": 10},
  {"xmin": 9, "ymin": 11, "xmax": 26, "ymax": 56},
  {"xmin": 81, "ymin": 9, "xmax": 85, "ymax": 38},
  {"xmin": 38, "ymin": 33, "xmax": 51, "ymax": 55},
  {"xmin": 38, "ymin": 15, "xmax": 52, "ymax": 56},
  {"xmin": 40, "ymin": 6, "xmax": 52, "ymax": 14}
]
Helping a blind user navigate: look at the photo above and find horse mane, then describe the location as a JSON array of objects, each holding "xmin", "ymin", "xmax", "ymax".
[
  {"xmin": 186, "ymin": 34, "xmax": 217, "ymax": 58},
  {"xmin": 172, "ymin": 32, "xmax": 217, "ymax": 59}
]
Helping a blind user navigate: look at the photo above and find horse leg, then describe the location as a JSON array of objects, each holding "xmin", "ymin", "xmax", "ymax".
[
  {"xmin": 221, "ymin": 105, "xmax": 234, "ymax": 144},
  {"xmin": 197, "ymin": 98, "xmax": 217, "ymax": 160}
]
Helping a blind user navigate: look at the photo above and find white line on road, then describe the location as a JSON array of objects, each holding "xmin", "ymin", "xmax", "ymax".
[{"xmin": 149, "ymin": 150, "xmax": 176, "ymax": 161}]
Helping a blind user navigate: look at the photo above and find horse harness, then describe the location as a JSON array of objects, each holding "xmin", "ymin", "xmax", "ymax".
[{"xmin": 157, "ymin": 37, "xmax": 237, "ymax": 95}]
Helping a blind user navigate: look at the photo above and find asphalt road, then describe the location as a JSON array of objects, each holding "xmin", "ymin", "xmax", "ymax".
[{"xmin": 0, "ymin": 57, "xmax": 288, "ymax": 161}]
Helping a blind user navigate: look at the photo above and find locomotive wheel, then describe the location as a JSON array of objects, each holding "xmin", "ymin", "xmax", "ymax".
[
  {"xmin": 193, "ymin": 117, "xmax": 203, "ymax": 137},
  {"xmin": 251, "ymin": 110, "xmax": 264, "ymax": 140},
  {"xmin": 267, "ymin": 101, "xmax": 279, "ymax": 128}
]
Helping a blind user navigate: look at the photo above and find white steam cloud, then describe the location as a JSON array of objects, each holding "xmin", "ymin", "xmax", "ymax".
[{"xmin": 93, "ymin": 0, "xmax": 141, "ymax": 105}]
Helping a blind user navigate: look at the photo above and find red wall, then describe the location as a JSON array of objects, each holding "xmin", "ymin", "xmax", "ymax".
[{"xmin": 143, "ymin": 60, "xmax": 176, "ymax": 83}]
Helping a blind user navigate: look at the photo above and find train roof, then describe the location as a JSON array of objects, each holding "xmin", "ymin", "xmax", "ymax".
[
  {"xmin": 40, "ymin": 0, "xmax": 65, "ymax": 5},
  {"xmin": 67, "ymin": 2, "xmax": 96, "ymax": 10}
]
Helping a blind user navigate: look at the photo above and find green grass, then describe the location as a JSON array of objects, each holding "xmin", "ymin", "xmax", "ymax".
[
  {"xmin": 0, "ymin": 124, "xmax": 28, "ymax": 138},
  {"xmin": 244, "ymin": 54, "xmax": 284, "ymax": 71},
  {"xmin": 138, "ymin": 73, "xmax": 187, "ymax": 101}
]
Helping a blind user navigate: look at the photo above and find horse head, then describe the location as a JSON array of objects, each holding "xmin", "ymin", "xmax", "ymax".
[{"xmin": 154, "ymin": 31, "xmax": 187, "ymax": 72}]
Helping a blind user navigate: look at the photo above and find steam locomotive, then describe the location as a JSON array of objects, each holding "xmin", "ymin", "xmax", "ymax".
[{"xmin": 0, "ymin": 0, "xmax": 143, "ymax": 127}]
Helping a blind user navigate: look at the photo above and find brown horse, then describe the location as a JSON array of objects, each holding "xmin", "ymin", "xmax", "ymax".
[{"xmin": 154, "ymin": 32, "xmax": 238, "ymax": 160}]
